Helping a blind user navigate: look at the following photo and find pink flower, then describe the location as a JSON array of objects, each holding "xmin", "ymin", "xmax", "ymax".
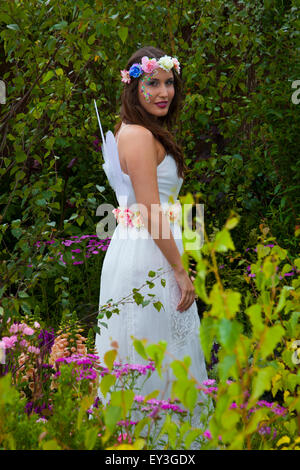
[
  {"xmin": 203, "ymin": 430, "xmax": 212, "ymax": 439},
  {"xmin": 172, "ymin": 57, "xmax": 181, "ymax": 73},
  {"xmin": 1, "ymin": 335, "xmax": 18, "ymax": 349},
  {"xmin": 9, "ymin": 323, "xmax": 19, "ymax": 334},
  {"xmin": 23, "ymin": 327, "xmax": 35, "ymax": 336},
  {"xmin": 134, "ymin": 395, "xmax": 144, "ymax": 403},
  {"xmin": 120, "ymin": 69, "xmax": 131, "ymax": 84},
  {"xmin": 28, "ymin": 346, "xmax": 40, "ymax": 354},
  {"xmin": 202, "ymin": 379, "xmax": 216, "ymax": 386},
  {"xmin": 34, "ymin": 321, "xmax": 40, "ymax": 329},
  {"xmin": 17, "ymin": 323, "xmax": 28, "ymax": 332},
  {"xmin": 141, "ymin": 56, "xmax": 158, "ymax": 74},
  {"xmin": 117, "ymin": 432, "xmax": 132, "ymax": 443}
]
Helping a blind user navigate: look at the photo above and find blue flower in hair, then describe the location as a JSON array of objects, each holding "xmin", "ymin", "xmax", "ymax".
[{"xmin": 129, "ymin": 63, "xmax": 143, "ymax": 78}]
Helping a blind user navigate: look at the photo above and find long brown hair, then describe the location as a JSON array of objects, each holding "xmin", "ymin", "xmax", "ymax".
[{"xmin": 114, "ymin": 46, "xmax": 188, "ymax": 179}]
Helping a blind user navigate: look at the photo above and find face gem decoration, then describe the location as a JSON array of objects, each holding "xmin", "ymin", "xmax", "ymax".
[{"xmin": 140, "ymin": 69, "xmax": 158, "ymax": 103}]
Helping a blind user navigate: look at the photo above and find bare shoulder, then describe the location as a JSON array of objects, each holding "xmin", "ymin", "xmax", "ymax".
[
  {"xmin": 118, "ymin": 124, "xmax": 154, "ymax": 146},
  {"xmin": 117, "ymin": 124, "xmax": 158, "ymax": 166}
]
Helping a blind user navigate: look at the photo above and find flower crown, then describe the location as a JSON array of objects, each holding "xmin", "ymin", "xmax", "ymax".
[{"xmin": 120, "ymin": 55, "xmax": 180, "ymax": 84}]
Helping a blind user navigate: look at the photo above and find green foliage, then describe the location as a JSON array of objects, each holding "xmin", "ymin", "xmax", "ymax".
[
  {"xmin": 0, "ymin": 0, "xmax": 299, "ymax": 331},
  {"xmin": 0, "ymin": 0, "xmax": 299, "ymax": 452},
  {"xmin": 191, "ymin": 201, "xmax": 300, "ymax": 449}
]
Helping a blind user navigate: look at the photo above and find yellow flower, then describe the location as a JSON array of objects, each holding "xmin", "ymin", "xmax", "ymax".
[{"xmin": 276, "ymin": 436, "xmax": 291, "ymax": 447}]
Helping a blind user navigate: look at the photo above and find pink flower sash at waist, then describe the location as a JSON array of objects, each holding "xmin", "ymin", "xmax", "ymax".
[{"xmin": 112, "ymin": 200, "xmax": 182, "ymax": 230}]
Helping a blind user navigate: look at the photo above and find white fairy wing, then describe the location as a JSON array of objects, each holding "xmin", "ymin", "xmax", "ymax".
[
  {"xmin": 103, "ymin": 130, "xmax": 127, "ymax": 203},
  {"xmin": 94, "ymin": 100, "xmax": 128, "ymax": 205}
]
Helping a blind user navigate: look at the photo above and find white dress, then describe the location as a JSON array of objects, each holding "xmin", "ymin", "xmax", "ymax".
[{"xmin": 95, "ymin": 123, "xmax": 209, "ymax": 401}]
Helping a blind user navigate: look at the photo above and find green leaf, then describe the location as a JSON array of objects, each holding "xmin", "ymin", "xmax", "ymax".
[
  {"xmin": 132, "ymin": 338, "xmax": 148, "ymax": 360},
  {"xmin": 184, "ymin": 429, "xmax": 202, "ymax": 449},
  {"xmin": 118, "ymin": 26, "xmax": 128, "ymax": 43},
  {"xmin": 226, "ymin": 290, "xmax": 242, "ymax": 319},
  {"xmin": 260, "ymin": 324, "xmax": 285, "ymax": 359},
  {"xmin": 251, "ymin": 366, "xmax": 276, "ymax": 400},
  {"xmin": 214, "ymin": 229, "xmax": 235, "ymax": 252},
  {"xmin": 218, "ymin": 354, "xmax": 237, "ymax": 382},
  {"xmin": 104, "ymin": 405, "xmax": 122, "ymax": 432},
  {"xmin": 104, "ymin": 349, "xmax": 117, "ymax": 371},
  {"xmin": 100, "ymin": 374, "xmax": 116, "ymax": 397},
  {"xmin": 7, "ymin": 24, "xmax": 20, "ymax": 31},
  {"xmin": 84, "ymin": 427, "xmax": 98, "ymax": 450},
  {"xmin": 111, "ymin": 390, "xmax": 134, "ymax": 419},
  {"xmin": 146, "ymin": 280, "xmax": 155, "ymax": 289},
  {"xmin": 246, "ymin": 304, "xmax": 265, "ymax": 338},
  {"xmin": 170, "ymin": 360, "xmax": 188, "ymax": 381},
  {"xmin": 134, "ymin": 417, "xmax": 150, "ymax": 439},
  {"xmin": 217, "ymin": 319, "xmax": 242, "ymax": 352},
  {"xmin": 194, "ymin": 277, "xmax": 209, "ymax": 304},
  {"xmin": 51, "ymin": 21, "xmax": 68, "ymax": 31},
  {"xmin": 160, "ymin": 415, "xmax": 177, "ymax": 448},
  {"xmin": 221, "ymin": 409, "xmax": 240, "ymax": 430},
  {"xmin": 185, "ymin": 384, "xmax": 197, "ymax": 412},
  {"xmin": 225, "ymin": 216, "xmax": 239, "ymax": 230},
  {"xmin": 153, "ymin": 301, "xmax": 163, "ymax": 312},
  {"xmin": 274, "ymin": 286, "xmax": 293, "ymax": 314},
  {"xmin": 41, "ymin": 439, "xmax": 61, "ymax": 450},
  {"xmin": 285, "ymin": 312, "xmax": 300, "ymax": 337},
  {"xmin": 0, "ymin": 373, "xmax": 18, "ymax": 404},
  {"xmin": 77, "ymin": 215, "xmax": 84, "ymax": 226},
  {"xmin": 41, "ymin": 70, "xmax": 55, "ymax": 84},
  {"xmin": 145, "ymin": 341, "xmax": 167, "ymax": 377},
  {"xmin": 199, "ymin": 316, "xmax": 216, "ymax": 362},
  {"xmin": 15, "ymin": 150, "xmax": 27, "ymax": 163}
]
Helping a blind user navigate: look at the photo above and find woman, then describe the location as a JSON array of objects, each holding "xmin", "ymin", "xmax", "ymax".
[{"xmin": 95, "ymin": 46, "xmax": 209, "ymax": 400}]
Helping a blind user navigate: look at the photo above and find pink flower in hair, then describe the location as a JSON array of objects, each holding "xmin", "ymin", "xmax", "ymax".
[
  {"xmin": 120, "ymin": 69, "xmax": 131, "ymax": 84},
  {"xmin": 141, "ymin": 56, "xmax": 158, "ymax": 74},
  {"xmin": 172, "ymin": 57, "xmax": 180, "ymax": 73}
]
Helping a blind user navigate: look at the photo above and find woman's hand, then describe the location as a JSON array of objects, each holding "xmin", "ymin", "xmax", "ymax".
[{"xmin": 173, "ymin": 267, "xmax": 196, "ymax": 313}]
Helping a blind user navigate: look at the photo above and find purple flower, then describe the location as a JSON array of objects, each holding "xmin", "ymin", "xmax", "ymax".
[
  {"xmin": 93, "ymin": 137, "xmax": 102, "ymax": 152},
  {"xmin": 258, "ymin": 426, "xmax": 271, "ymax": 436},
  {"xmin": 67, "ymin": 158, "xmax": 77, "ymax": 169},
  {"xmin": 38, "ymin": 329, "xmax": 55, "ymax": 354},
  {"xmin": 149, "ymin": 406, "xmax": 160, "ymax": 418},
  {"xmin": 93, "ymin": 396, "xmax": 100, "ymax": 409},
  {"xmin": 25, "ymin": 401, "xmax": 34, "ymax": 415}
]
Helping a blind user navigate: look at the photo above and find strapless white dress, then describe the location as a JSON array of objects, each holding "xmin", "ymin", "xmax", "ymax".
[{"xmin": 95, "ymin": 127, "xmax": 210, "ymax": 439}]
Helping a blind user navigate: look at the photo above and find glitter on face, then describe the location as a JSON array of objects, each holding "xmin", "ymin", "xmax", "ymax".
[{"xmin": 140, "ymin": 70, "xmax": 158, "ymax": 103}]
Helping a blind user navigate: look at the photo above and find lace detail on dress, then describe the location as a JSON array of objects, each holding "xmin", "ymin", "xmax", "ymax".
[{"xmin": 166, "ymin": 270, "xmax": 200, "ymax": 348}]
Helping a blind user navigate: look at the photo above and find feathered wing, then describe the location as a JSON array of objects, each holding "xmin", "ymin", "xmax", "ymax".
[
  {"xmin": 94, "ymin": 100, "xmax": 127, "ymax": 205},
  {"xmin": 105, "ymin": 131, "xmax": 127, "ymax": 204}
]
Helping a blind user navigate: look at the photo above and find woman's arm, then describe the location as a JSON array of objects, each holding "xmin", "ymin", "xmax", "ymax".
[{"xmin": 118, "ymin": 125, "xmax": 195, "ymax": 312}]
